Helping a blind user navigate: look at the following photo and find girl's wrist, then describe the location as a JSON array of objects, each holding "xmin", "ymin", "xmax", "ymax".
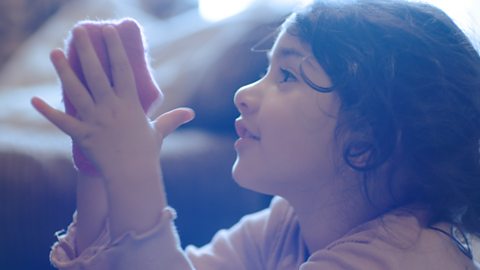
[{"xmin": 102, "ymin": 160, "xmax": 167, "ymax": 238}]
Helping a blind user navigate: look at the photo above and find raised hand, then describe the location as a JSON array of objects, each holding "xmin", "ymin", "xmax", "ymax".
[
  {"xmin": 63, "ymin": 19, "xmax": 164, "ymax": 176},
  {"xmin": 32, "ymin": 25, "xmax": 194, "ymax": 237}
]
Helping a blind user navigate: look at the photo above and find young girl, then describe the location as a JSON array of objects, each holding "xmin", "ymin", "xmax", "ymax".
[{"xmin": 31, "ymin": 0, "xmax": 480, "ymax": 269}]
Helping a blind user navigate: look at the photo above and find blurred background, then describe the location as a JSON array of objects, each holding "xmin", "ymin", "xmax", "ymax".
[{"xmin": 0, "ymin": 0, "xmax": 478, "ymax": 269}]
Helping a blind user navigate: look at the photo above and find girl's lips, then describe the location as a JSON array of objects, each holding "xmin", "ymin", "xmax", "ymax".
[{"xmin": 235, "ymin": 118, "xmax": 260, "ymax": 140}]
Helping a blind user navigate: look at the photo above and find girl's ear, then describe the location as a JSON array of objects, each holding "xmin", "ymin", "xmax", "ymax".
[
  {"xmin": 344, "ymin": 141, "xmax": 377, "ymax": 171},
  {"xmin": 345, "ymin": 131, "xmax": 400, "ymax": 171},
  {"xmin": 347, "ymin": 147, "xmax": 373, "ymax": 169}
]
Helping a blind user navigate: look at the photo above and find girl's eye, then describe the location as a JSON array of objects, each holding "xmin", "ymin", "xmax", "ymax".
[{"xmin": 280, "ymin": 68, "xmax": 297, "ymax": 83}]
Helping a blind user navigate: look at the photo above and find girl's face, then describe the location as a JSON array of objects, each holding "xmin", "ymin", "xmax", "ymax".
[{"xmin": 232, "ymin": 30, "xmax": 341, "ymax": 196}]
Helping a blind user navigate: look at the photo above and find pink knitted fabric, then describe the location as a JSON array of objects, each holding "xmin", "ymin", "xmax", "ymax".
[{"xmin": 64, "ymin": 19, "xmax": 163, "ymax": 176}]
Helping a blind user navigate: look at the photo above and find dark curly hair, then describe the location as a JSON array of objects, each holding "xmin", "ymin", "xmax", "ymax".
[{"xmin": 286, "ymin": 0, "xmax": 480, "ymax": 233}]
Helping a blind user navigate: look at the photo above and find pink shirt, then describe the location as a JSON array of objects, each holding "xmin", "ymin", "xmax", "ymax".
[{"xmin": 51, "ymin": 197, "xmax": 479, "ymax": 269}]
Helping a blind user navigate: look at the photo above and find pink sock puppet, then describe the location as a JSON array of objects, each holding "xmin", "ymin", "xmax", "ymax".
[{"xmin": 64, "ymin": 19, "xmax": 163, "ymax": 176}]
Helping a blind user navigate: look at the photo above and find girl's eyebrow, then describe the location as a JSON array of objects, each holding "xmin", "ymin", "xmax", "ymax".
[{"xmin": 267, "ymin": 46, "xmax": 306, "ymax": 63}]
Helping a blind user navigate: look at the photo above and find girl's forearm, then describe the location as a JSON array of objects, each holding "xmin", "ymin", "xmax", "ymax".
[{"xmin": 75, "ymin": 172, "xmax": 109, "ymax": 254}]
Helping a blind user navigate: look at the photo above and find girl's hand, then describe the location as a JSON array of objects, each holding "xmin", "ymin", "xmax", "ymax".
[
  {"xmin": 32, "ymin": 25, "xmax": 193, "ymax": 178},
  {"xmin": 32, "ymin": 25, "xmax": 194, "ymax": 236}
]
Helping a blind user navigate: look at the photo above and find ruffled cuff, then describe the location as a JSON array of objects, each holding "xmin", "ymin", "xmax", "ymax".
[{"xmin": 50, "ymin": 207, "xmax": 190, "ymax": 270}]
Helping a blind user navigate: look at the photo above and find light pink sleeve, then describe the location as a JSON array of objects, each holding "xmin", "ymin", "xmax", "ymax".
[
  {"xmin": 185, "ymin": 208, "xmax": 272, "ymax": 270},
  {"xmin": 50, "ymin": 207, "xmax": 193, "ymax": 270},
  {"xmin": 50, "ymin": 206, "xmax": 273, "ymax": 270},
  {"xmin": 185, "ymin": 197, "xmax": 300, "ymax": 270}
]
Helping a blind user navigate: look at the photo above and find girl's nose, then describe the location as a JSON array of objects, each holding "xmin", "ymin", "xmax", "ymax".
[{"xmin": 233, "ymin": 82, "xmax": 261, "ymax": 115}]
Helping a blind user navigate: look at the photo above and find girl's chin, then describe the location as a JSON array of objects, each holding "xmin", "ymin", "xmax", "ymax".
[
  {"xmin": 232, "ymin": 169, "xmax": 274, "ymax": 196},
  {"xmin": 231, "ymin": 161, "xmax": 245, "ymax": 184}
]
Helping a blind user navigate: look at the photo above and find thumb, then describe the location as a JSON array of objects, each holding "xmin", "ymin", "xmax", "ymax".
[{"xmin": 153, "ymin": 107, "xmax": 195, "ymax": 140}]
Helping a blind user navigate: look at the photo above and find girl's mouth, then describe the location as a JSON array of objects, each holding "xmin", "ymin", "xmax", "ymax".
[{"xmin": 235, "ymin": 118, "xmax": 260, "ymax": 141}]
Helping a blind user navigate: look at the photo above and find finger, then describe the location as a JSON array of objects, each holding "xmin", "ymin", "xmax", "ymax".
[
  {"xmin": 153, "ymin": 108, "xmax": 195, "ymax": 140},
  {"xmin": 31, "ymin": 97, "xmax": 85, "ymax": 137},
  {"xmin": 50, "ymin": 49, "xmax": 95, "ymax": 117},
  {"xmin": 73, "ymin": 26, "xmax": 114, "ymax": 104},
  {"xmin": 102, "ymin": 26, "xmax": 137, "ymax": 99}
]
